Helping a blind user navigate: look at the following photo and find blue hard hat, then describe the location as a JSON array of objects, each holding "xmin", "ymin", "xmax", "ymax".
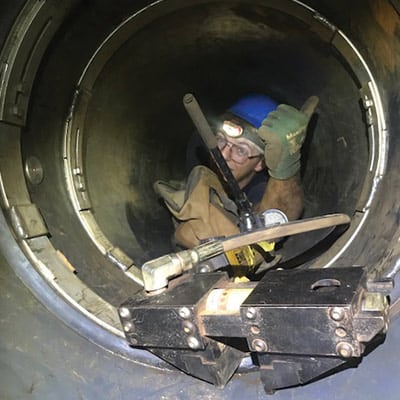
[
  {"xmin": 220, "ymin": 94, "xmax": 278, "ymax": 152},
  {"xmin": 229, "ymin": 94, "xmax": 278, "ymax": 128}
]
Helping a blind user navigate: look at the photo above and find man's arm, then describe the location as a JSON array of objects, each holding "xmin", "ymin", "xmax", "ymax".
[
  {"xmin": 256, "ymin": 97, "xmax": 318, "ymax": 220},
  {"xmin": 255, "ymin": 174, "xmax": 304, "ymax": 220}
]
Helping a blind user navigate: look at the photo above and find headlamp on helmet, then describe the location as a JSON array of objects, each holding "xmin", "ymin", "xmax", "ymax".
[
  {"xmin": 218, "ymin": 93, "xmax": 278, "ymax": 152},
  {"xmin": 222, "ymin": 120, "xmax": 243, "ymax": 138}
]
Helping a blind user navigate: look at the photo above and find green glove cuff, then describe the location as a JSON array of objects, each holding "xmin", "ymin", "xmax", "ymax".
[{"xmin": 268, "ymin": 155, "xmax": 301, "ymax": 180}]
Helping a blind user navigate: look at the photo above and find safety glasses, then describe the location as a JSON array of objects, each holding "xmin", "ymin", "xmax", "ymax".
[{"xmin": 216, "ymin": 133, "xmax": 262, "ymax": 164}]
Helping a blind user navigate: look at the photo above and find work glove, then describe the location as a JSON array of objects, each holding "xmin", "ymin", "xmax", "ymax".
[{"xmin": 258, "ymin": 96, "xmax": 318, "ymax": 180}]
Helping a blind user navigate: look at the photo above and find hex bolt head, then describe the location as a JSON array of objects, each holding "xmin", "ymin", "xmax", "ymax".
[
  {"xmin": 245, "ymin": 307, "xmax": 257, "ymax": 320},
  {"xmin": 330, "ymin": 307, "xmax": 345, "ymax": 322},
  {"xmin": 187, "ymin": 336, "xmax": 201, "ymax": 350},
  {"xmin": 336, "ymin": 342, "xmax": 354, "ymax": 358},
  {"xmin": 252, "ymin": 339, "xmax": 268, "ymax": 352},
  {"xmin": 119, "ymin": 307, "xmax": 131, "ymax": 318},
  {"xmin": 179, "ymin": 307, "xmax": 191, "ymax": 319}
]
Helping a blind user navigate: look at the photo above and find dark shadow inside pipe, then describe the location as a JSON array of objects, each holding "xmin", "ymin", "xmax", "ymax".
[{"xmin": 21, "ymin": 1, "xmax": 368, "ymax": 305}]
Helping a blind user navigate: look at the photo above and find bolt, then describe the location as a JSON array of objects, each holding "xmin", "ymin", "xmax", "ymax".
[
  {"xmin": 130, "ymin": 337, "xmax": 138, "ymax": 345},
  {"xmin": 330, "ymin": 307, "xmax": 345, "ymax": 322},
  {"xmin": 251, "ymin": 326, "xmax": 261, "ymax": 335},
  {"xmin": 198, "ymin": 264, "xmax": 211, "ymax": 273},
  {"xmin": 245, "ymin": 307, "xmax": 257, "ymax": 320},
  {"xmin": 252, "ymin": 339, "xmax": 268, "ymax": 352},
  {"xmin": 123, "ymin": 322, "xmax": 134, "ymax": 332},
  {"xmin": 24, "ymin": 156, "xmax": 44, "ymax": 185},
  {"xmin": 179, "ymin": 307, "xmax": 191, "ymax": 319},
  {"xmin": 187, "ymin": 336, "xmax": 201, "ymax": 350},
  {"xmin": 335, "ymin": 327, "xmax": 347, "ymax": 338},
  {"xmin": 336, "ymin": 342, "xmax": 354, "ymax": 358},
  {"xmin": 183, "ymin": 321, "xmax": 195, "ymax": 335},
  {"xmin": 119, "ymin": 307, "xmax": 131, "ymax": 318}
]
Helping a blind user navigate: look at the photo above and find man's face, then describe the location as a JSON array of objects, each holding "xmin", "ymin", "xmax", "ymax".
[{"xmin": 216, "ymin": 133, "xmax": 264, "ymax": 188}]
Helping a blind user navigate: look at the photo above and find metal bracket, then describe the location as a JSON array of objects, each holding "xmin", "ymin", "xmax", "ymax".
[
  {"xmin": 9, "ymin": 203, "xmax": 48, "ymax": 239},
  {"xmin": 119, "ymin": 266, "xmax": 391, "ymax": 393}
]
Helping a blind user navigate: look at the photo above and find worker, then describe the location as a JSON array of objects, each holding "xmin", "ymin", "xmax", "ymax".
[{"xmin": 154, "ymin": 93, "xmax": 315, "ymax": 249}]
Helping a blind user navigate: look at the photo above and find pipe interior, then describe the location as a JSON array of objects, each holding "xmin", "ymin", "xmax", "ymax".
[{"xmin": 21, "ymin": 1, "xmax": 368, "ymax": 305}]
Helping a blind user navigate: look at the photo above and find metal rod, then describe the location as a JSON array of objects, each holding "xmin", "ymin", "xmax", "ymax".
[{"xmin": 183, "ymin": 93, "xmax": 254, "ymax": 217}]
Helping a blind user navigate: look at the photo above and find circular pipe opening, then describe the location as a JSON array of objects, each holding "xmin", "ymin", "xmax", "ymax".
[
  {"xmin": 27, "ymin": 1, "xmax": 374, "ymax": 299},
  {"xmin": 0, "ymin": 0, "xmax": 391, "ymax": 379}
]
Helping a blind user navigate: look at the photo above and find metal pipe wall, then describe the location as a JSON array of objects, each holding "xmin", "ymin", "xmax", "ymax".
[{"xmin": 1, "ymin": 0, "xmax": 400, "ymax": 397}]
